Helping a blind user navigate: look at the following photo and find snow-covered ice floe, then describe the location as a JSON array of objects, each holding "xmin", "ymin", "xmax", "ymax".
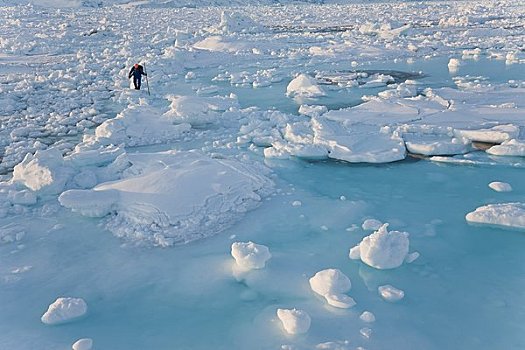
[
  {"xmin": 59, "ymin": 151, "xmax": 273, "ymax": 246},
  {"xmin": 276, "ymin": 308, "xmax": 311, "ymax": 335},
  {"xmin": 41, "ymin": 297, "xmax": 87, "ymax": 325},
  {"xmin": 72, "ymin": 338, "xmax": 93, "ymax": 350},
  {"xmin": 466, "ymin": 203, "xmax": 525, "ymax": 230},
  {"xmin": 309, "ymin": 269, "xmax": 356, "ymax": 309},
  {"xmin": 488, "ymin": 182, "xmax": 512, "ymax": 192},
  {"xmin": 486, "ymin": 139, "xmax": 525, "ymax": 157},
  {"xmin": 349, "ymin": 223, "xmax": 410, "ymax": 269}
]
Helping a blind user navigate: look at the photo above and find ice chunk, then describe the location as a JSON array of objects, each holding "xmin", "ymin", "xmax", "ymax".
[
  {"xmin": 164, "ymin": 95, "xmax": 239, "ymax": 126},
  {"xmin": 41, "ymin": 297, "xmax": 87, "ymax": 325},
  {"xmin": 466, "ymin": 203, "xmax": 525, "ymax": 229},
  {"xmin": 276, "ymin": 308, "xmax": 311, "ymax": 335},
  {"xmin": 362, "ymin": 218, "xmax": 382, "ymax": 231},
  {"xmin": 72, "ymin": 338, "xmax": 93, "ymax": 350},
  {"xmin": 350, "ymin": 224, "xmax": 409, "ymax": 269},
  {"xmin": 448, "ymin": 58, "xmax": 461, "ymax": 72},
  {"xmin": 213, "ymin": 11, "xmax": 266, "ymax": 34},
  {"xmin": 286, "ymin": 74, "xmax": 325, "ymax": 98},
  {"xmin": 360, "ymin": 311, "xmax": 376, "ymax": 323},
  {"xmin": 486, "ymin": 139, "xmax": 525, "ymax": 157},
  {"xmin": 378, "ymin": 285, "xmax": 405, "ymax": 302},
  {"xmin": 11, "ymin": 148, "xmax": 73, "ymax": 194},
  {"xmin": 488, "ymin": 182, "xmax": 512, "ymax": 192},
  {"xmin": 309, "ymin": 269, "xmax": 355, "ymax": 309},
  {"xmin": 231, "ymin": 241, "xmax": 271, "ymax": 270},
  {"xmin": 454, "ymin": 124, "xmax": 519, "ymax": 144},
  {"xmin": 360, "ymin": 327, "xmax": 372, "ymax": 339}
]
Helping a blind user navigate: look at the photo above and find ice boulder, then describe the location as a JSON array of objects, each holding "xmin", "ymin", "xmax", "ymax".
[
  {"xmin": 488, "ymin": 182, "xmax": 512, "ymax": 192},
  {"xmin": 466, "ymin": 203, "xmax": 525, "ymax": 229},
  {"xmin": 72, "ymin": 338, "xmax": 93, "ymax": 350},
  {"xmin": 349, "ymin": 223, "xmax": 409, "ymax": 269},
  {"xmin": 60, "ymin": 151, "xmax": 273, "ymax": 247},
  {"xmin": 359, "ymin": 311, "xmax": 376, "ymax": 323},
  {"xmin": 11, "ymin": 148, "xmax": 74, "ymax": 195},
  {"xmin": 378, "ymin": 285, "xmax": 404, "ymax": 302},
  {"xmin": 448, "ymin": 58, "xmax": 461, "ymax": 72},
  {"xmin": 286, "ymin": 74, "xmax": 325, "ymax": 98},
  {"xmin": 276, "ymin": 308, "xmax": 311, "ymax": 335},
  {"xmin": 231, "ymin": 241, "xmax": 271, "ymax": 270},
  {"xmin": 309, "ymin": 269, "xmax": 355, "ymax": 309},
  {"xmin": 41, "ymin": 297, "xmax": 87, "ymax": 325}
]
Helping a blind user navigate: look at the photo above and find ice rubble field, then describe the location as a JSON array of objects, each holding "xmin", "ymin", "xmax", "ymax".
[{"xmin": 1, "ymin": 0, "xmax": 525, "ymax": 349}]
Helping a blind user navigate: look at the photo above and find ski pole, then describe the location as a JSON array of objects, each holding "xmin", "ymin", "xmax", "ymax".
[{"xmin": 144, "ymin": 62, "xmax": 151, "ymax": 96}]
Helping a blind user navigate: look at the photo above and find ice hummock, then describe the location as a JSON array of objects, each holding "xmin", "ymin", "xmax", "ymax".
[
  {"xmin": 59, "ymin": 151, "xmax": 274, "ymax": 246},
  {"xmin": 309, "ymin": 269, "xmax": 356, "ymax": 309},
  {"xmin": 466, "ymin": 203, "xmax": 525, "ymax": 230},
  {"xmin": 276, "ymin": 308, "xmax": 311, "ymax": 335},
  {"xmin": 231, "ymin": 241, "xmax": 271, "ymax": 270}
]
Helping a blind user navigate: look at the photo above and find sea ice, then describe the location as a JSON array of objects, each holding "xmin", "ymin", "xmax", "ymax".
[
  {"xmin": 231, "ymin": 241, "xmax": 271, "ymax": 270},
  {"xmin": 286, "ymin": 74, "xmax": 325, "ymax": 98},
  {"xmin": 488, "ymin": 182, "xmax": 513, "ymax": 192},
  {"xmin": 486, "ymin": 139, "xmax": 525, "ymax": 157},
  {"xmin": 466, "ymin": 203, "xmax": 525, "ymax": 229},
  {"xmin": 378, "ymin": 285, "xmax": 405, "ymax": 302},
  {"xmin": 72, "ymin": 338, "xmax": 93, "ymax": 350},
  {"xmin": 276, "ymin": 308, "xmax": 311, "ymax": 335},
  {"xmin": 41, "ymin": 297, "xmax": 87, "ymax": 325},
  {"xmin": 309, "ymin": 269, "xmax": 355, "ymax": 309},
  {"xmin": 349, "ymin": 224, "xmax": 409, "ymax": 269},
  {"xmin": 362, "ymin": 219, "xmax": 382, "ymax": 231},
  {"xmin": 359, "ymin": 311, "xmax": 376, "ymax": 323}
]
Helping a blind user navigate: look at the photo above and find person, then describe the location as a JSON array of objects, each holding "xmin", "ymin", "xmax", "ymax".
[{"xmin": 128, "ymin": 63, "xmax": 147, "ymax": 90}]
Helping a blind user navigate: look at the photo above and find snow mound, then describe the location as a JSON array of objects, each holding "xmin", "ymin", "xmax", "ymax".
[
  {"xmin": 93, "ymin": 103, "xmax": 191, "ymax": 147},
  {"xmin": 378, "ymin": 284, "xmax": 404, "ymax": 302},
  {"xmin": 486, "ymin": 139, "xmax": 525, "ymax": 157},
  {"xmin": 349, "ymin": 223, "xmax": 409, "ymax": 269},
  {"xmin": 276, "ymin": 308, "xmax": 311, "ymax": 335},
  {"xmin": 466, "ymin": 203, "xmax": 525, "ymax": 230},
  {"xmin": 164, "ymin": 94, "xmax": 239, "ymax": 126},
  {"xmin": 11, "ymin": 148, "xmax": 73, "ymax": 195},
  {"xmin": 488, "ymin": 182, "xmax": 512, "ymax": 192},
  {"xmin": 286, "ymin": 74, "xmax": 325, "ymax": 98},
  {"xmin": 59, "ymin": 151, "xmax": 273, "ymax": 247},
  {"xmin": 309, "ymin": 269, "xmax": 355, "ymax": 309},
  {"xmin": 231, "ymin": 241, "xmax": 271, "ymax": 270},
  {"xmin": 72, "ymin": 338, "xmax": 93, "ymax": 350},
  {"xmin": 41, "ymin": 297, "xmax": 87, "ymax": 325}
]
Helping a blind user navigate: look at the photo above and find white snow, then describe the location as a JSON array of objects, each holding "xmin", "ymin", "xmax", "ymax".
[
  {"xmin": 349, "ymin": 223, "xmax": 410, "ymax": 269},
  {"xmin": 231, "ymin": 241, "xmax": 271, "ymax": 270},
  {"xmin": 309, "ymin": 269, "xmax": 355, "ymax": 309},
  {"xmin": 488, "ymin": 182, "xmax": 513, "ymax": 192},
  {"xmin": 59, "ymin": 151, "xmax": 273, "ymax": 246},
  {"xmin": 286, "ymin": 74, "xmax": 325, "ymax": 98},
  {"xmin": 378, "ymin": 285, "xmax": 405, "ymax": 302},
  {"xmin": 41, "ymin": 297, "xmax": 87, "ymax": 325},
  {"xmin": 72, "ymin": 338, "xmax": 93, "ymax": 350},
  {"xmin": 276, "ymin": 308, "xmax": 311, "ymax": 335},
  {"xmin": 466, "ymin": 203, "xmax": 525, "ymax": 229}
]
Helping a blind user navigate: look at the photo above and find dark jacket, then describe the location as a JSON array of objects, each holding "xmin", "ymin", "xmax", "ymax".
[{"xmin": 129, "ymin": 65, "xmax": 146, "ymax": 79}]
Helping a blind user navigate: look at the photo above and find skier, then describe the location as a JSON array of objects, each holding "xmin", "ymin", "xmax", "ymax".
[{"xmin": 128, "ymin": 63, "xmax": 147, "ymax": 90}]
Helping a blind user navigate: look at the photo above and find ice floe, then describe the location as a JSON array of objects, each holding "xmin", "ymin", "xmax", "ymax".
[
  {"xmin": 286, "ymin": 74, "xmax": 326, "ymax": 98},
  {"xmin": 72, "ymin": 338, "xmax": 93, "ymax": 350},
  {"xmin": 59, "ymin": 151, "xmax": 273, "ymax": 246},
  {"xmin": 41, "ymin": 297, "xmax": 87, "ymax": 325},
  {"xmin": 349, "ymin": 223, "xmax": 409, "ymax": 270},
  {"xmin": 486, "ymin": 139, "xmax": 525, "ymax": 157},
  {"xmin": 466, "ymin": 203, "xmax": 525, "ymax": 230},
  {"xmin": 488, "ymin": 182, "xmax": 513, "ymax": 192},
  {"xmin": 359, "ymin": 311, "xmax": 376, "ymax": 323},
  {"xmin": 276, "ymin": 308, "xmax": 311, "ymax": 335}
]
